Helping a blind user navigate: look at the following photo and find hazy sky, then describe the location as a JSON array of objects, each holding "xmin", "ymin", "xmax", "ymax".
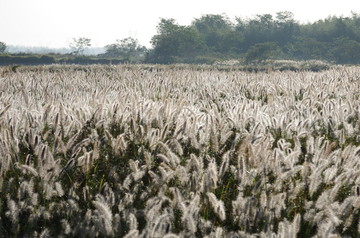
[{"xmin": 0, "ymin": 0, "xmax": 358, "ymax": 48}]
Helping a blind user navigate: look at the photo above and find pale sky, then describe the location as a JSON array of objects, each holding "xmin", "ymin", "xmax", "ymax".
[{"xmin": 0, "ymin": 0, "xmax": 358, "ymax": 48}]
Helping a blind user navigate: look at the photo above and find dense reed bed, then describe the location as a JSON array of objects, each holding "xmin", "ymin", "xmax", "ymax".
[{"xmin": 0, "ymin": 64, "xmax": 360, "ymax": 237}]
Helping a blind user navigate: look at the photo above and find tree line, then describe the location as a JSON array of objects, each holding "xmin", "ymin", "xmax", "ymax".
[
  {"xmin": 1, "ymin": 11, "xmax": 360, "ymax": 65},
  {"xmin": 146, "ymin": 11, "xmax": 360, "ymax": 64}
]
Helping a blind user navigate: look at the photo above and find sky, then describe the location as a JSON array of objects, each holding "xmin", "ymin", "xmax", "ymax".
[{"xmin": 0, "ymin": 0, "xmax": 358, "ymax": 48}]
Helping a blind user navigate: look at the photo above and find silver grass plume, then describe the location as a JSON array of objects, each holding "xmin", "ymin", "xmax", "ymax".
[
  {"xmin": 181, "ymin": 194, "xmax": 200, "ymax": 233},
  {"xmin": 151, "ymin": 213, "xmax": 173, "ymax": 237},
  {"xmin": 128, "ymin": 213, "xmax": 138, "ymax": 231},
  {"xmin": 17, "ymin": 163, "xmax": 38, "ymax": 177},
  {"xmin": 55, "ymin": 182, "xmax": 64, "ymax": 197},
  {"xmin": 207, "ymin": 192, "xmax": 226, "ymax": 221},
  {"xmin": 124, "ymin": 229, "xmax": 139, "ymax": 238},
  {"xmin": 219, "ymin": 151, "xmax": 230, "ymax": 179},
  {"xmin": 61, "ymin": 219, "xmax": 71, "ymax": 235},
  {"xmin": 202, "ymin": 164, "xmax": 218, "ymax": 192},
  {"xmin": 5, "ymin": 196, "xmax": 19, "ymax": 225},
  {"xmin": 325, "ymin": 206, "xmax": 342, "ymax": 226},
  {"xmin": 39, "ymin": 228, "xmax": 50, "ymax": 238},
  {"xmin": 290, "ymin": 214, "xmax": 301, "ymax": 238},
  {"xmin": 0, "ymin": 104, "xmax": 11, "ymax": 119},
  {"xmin": 92, "ymin": 196, "xmax": 113, "ymax": 236},
  {"xmin": 163, "ymin": 234, "xmax": 180, "ymax": 238}
]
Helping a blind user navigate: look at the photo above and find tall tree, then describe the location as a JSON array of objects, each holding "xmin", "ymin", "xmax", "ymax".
[
  {"xmin": 69, "ymin": 37, "xmax": 91, "ymax": 55},
  {"xmin": 0, "ymin": 42, "xmax": 6, "ymax": 53},
  {"xmin": 245, "ymin": 42, "xmax": 282, "ymax": 63},
  {"xmin": 332, "ymin": 37, "xmax": 360, "ymax": 64},
  {"xmin": 239, "ymin": 14, "xmax": 277, "ymax": 51},
  {"xmin": 275, "ymin": 11, "xmax": 297, "ymax": 45},
  {"xmin": 105, "ymin": 37, "xmax": 146, "ymax": 62},
  {"xmin": 148, "ymin": 18, "xmax": 205, "ymax": 63},
  {"xmin": 192, "ymin": 14, "xmax": 240, "ymax": 53}
]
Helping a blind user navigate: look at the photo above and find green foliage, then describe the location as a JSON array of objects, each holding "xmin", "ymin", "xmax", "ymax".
[
  {"xmin": 0, "ymin": 54, "xmax": 56, "ymax": 65},
  {"xmin": 193, "ymin": 14, "xmax": 241, "ymax": 53},
  {"xmin": 0, "ymin": 54, "xmax": 126, "ymax": 66},
  {"xmin": 245, "ymin": 42, "xmax": 282, "ymax": 63},
  {"xmin": 332, "ymin": 37, "xmax": 360, "ymax": 64},
  {"xmin": 0, "ymin": 41, "xmax": 6, "ymax": 53},
  {"xmin": 146, "ymin": 12, "xmax": 360, "ymax": 65},
  {"xmin": 3, "ymin": 12, "xmax": 360, "ymax": 65},
  {"xmin": 104, "ymin": 37, "xmax": 147, "ymax": 62},
  {"xmin": 69, "ymin": 37, "xmax": 92, "ymax": 56},
  {"xmin": 147, "ymin": 18, "xmax": 206, "ymax": 63}
]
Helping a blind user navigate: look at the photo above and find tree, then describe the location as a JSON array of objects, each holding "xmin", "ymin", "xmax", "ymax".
[
  {"xmin": 245, "ymin": 42, "xmax": 282, "ymax": 63},
  {"xmin": 147, "ymin": 18, "xmax": 206, "ymax": 63},
  {"xmin": 275, "ymin": 11, "xmax": 297, "ymax": 45},
  {"xmin": 291, "ymin": 36, "xmax": 331, "ymax": 60},
  {"xmin": 0, "ymin": 42, "xmax": 6, "ymax": 53},
  {"xmin": 104, "ymin": 37, "xmax": 146, "ymax": 61},
  {"xmin": 69, "ymin": 37, "xmax": 91, "ymax": 55},
  {"xmin": 192, "ymin": 14, "xmax": 240, "ymax": 53},
  {"xmin": 241, "ymin": 14, "xmax": 277, "ymax": 49},
  {"xmin": 331, "ymin": 37, "xmax": 360, "ymax": 64}
]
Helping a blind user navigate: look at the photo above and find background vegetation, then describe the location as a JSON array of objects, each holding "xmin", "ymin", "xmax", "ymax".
[
  {"xmin": 146, "ymin": 12, "xmax": 360, "ymax": 64},
  {"xmin": 1, "ymin": 12, "xmax": 360, "ymax": 65}
]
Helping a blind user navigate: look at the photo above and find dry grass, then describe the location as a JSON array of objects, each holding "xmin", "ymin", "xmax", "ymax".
[{"xmin": 0, "ymin": 64, "xmax": 360, "ymax": 237}]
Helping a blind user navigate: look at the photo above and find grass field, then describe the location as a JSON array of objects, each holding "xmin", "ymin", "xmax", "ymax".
[{"xmin": 0, "ymin": 64, "xmax": 360, "ymax": 237}]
